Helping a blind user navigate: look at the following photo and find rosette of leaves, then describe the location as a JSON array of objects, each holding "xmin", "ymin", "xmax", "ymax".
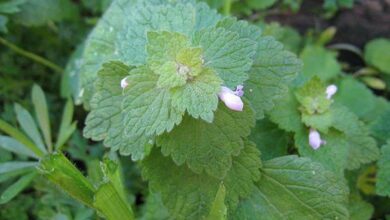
[
  {"xmin": 269, "ymin": 77, "xmax": 380, "ymax": 175},
  {"xmin": 81, "ymin": 0, "xmax": 350, "ymax": 219}
]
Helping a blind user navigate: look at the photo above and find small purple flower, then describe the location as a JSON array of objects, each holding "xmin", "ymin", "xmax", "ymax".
[
  {"xmin": 218, "ymin": 86, "xmax": 244, "ymax": 111},
  {"xmin": 309, "ymin": 128, "xmax": 326, "ymax": 150},
  {"xmin": 326, "ymin": 84, "xmax": 337, "ymax": 99},
  {"xmin": 121, "ymin": 77, "xmax": 129, "ymax": 89}
]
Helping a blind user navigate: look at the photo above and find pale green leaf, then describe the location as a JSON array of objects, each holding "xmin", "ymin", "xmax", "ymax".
[
  {"xmin": 0, "ymin": 161, "xmax": 37, "ymax": 175},
  {"xmin": 246, "ymin": 37, "xmax": 302, "ymax": 119},
  {"xmin": 122, "ymin": 66, "xmax": 183, "ymax": 137},
  {"xmin": 192, "ymin": 27, "xmax": 257, "ymax": 87},
  {"xmin": 84, "ymin": 62, "xmax": 152, "ymax": 160},
  {"xmin": 32, "ymin": 84, "xmax": 52, "ymax": 150},
  {"xmin": 157, "ymin": 101, "xmax": 255, "ymax": 178},
  {"xmin": 140, "ymin": 193, "xmax": 170, "ymax": 220},
  {"xmin": 0, "ymin": 135, "xmax": 37, "ymax": 158},
  {"xmin": 216, "ymin": 17, "xmax": 261, "ymax": 43},
  {"xmin": 232, "ymin": 156, "xmax": 349, "ymax": 220},
  {"xmin": 14, "ymin": 104, "xmax": 46, "ymax": 153},
  {"xmin": 80, "ymin": 0, "xmax": 221, "ymax": 107},
  {"xmin": 171, "ymin": 68, "xmax": 222, "ymax": 122}
]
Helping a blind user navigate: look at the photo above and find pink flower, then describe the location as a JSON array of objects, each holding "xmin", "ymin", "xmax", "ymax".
[
  {"xmin": 326, "ymin": 84, "xmax": 337, "ymax": 99},
  {"xmin": 218, "ymin": 86, "xmax": 244, "ymax": 111},
  {"xmin": 121, "ymin": 77, "xmax": 129, "ymax": 89},
  {"xmin": 309, "ymin": 128, "xmax": 326, "ymax": 150}
]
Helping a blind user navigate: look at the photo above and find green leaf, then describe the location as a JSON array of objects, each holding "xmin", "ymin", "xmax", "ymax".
[
  {"xmin": 0, "ymin": 119, "xmax": 44, "ymax": 157},
  {"xmin": 249, "ymin": 118, "xmax": 289, "ymax": 160},
  {"xmin": 55, "ymin": 99, "xmax": 76, "ymax": 149},
  {"xmin": 370, "ymin": 108, "xmax": 390, "ymax": 144},
  {"xmin": 0, "ymin": 135, "xmax": 37, "ymax": 158},
  {"xmin": 157, "ymin": 101, "xmax": 255, "ymax": 178},
  {"xmin": 246, "ymin": 37, "xmax": 301, "ymax": 119},
  {"xmin": 141, "ymin": 141, "xmax": 261, "ymax": 219},
  {"xmin": 206, "ymin": 184, "xmax": 227, "ymax": 220},
  {"xmin": 14, "ymin": 103, "xmax": 47, "ymax": 153},
  {"xmin": 331, "ymin": 104, "xmax": 379, "ymax": 170},
  {"xmin": 0, "ymin": 161, "xmax": 37, "ymax": 175},
  {"xmin": 0, "ymin": 172, "xmax": 36, "ymax": 204},
  {"xmin": 268, "ymin": 89, "xmax": 302, "ymax": 132},
  {"xmin": 300, "ymin": 45, "xmax": 341, "ymax": 81},
  {"xmin": 146, "ymin": 31, "xmax": 189, "ymax": 74},
  {"xmin": 376, "ymin": 140, "xmax": 390, "ymax": 196},
  {"xmin": 334, "ymin": 77, "xmax": 377, "ymax": 122},
  {"xmin": 32, "ymin": 84, "xmax": 52, "ymax": 151},
  {"xmin": 170, "ymin": 68, "xmax": 222, "ymax": 122},
  {"xmin": 80, "ymin": 1, "xmax": 221, "ymax": 107},
  {"xmin": 262, "ymin": 22, "xmax": 302, "ymax": 54},
  {"xmin": 233, "ymin": 156, "xmax": 349, "ymax": 219},
  {"xmin": 216, "ymin": 17, "xmax": 261, "ymax": 43},
  {"xmin": 13, "ymin": 0, "xmax": 78, "ymax": 26},
  {"xmin": 192, "ymin": 27, "xmax": 257, "ymax": 87},
  {"xmin": 83, "ymin": 61, "xmax": 152, "ymax": 160},
  {"xmin": 348, "ymin": 193, "xmax": 374, "ymax": 220},
  {"xmin": 93, "ymin": 183, "xmax": 134, "ymax": 220},
  {"xmin": 364, "ymin": 38, "xmax": 390, "ymax": 74},
  {"xmin": 122, "ymin": 66, "xmax": 182, "ymax": 137},
  {"xmin": 295, "ymin": 128, "xmax": 349, "ymax": 175},
  {"xmin": 38, "ymin": 153, "xmax": 95, "ymax": 207}
]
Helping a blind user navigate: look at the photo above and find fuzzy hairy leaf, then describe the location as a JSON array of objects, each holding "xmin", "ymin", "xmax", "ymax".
[
  {"xmin": 79, "ymin": 0, "xmax": 221, "ymax": 107},
  {"xmin": 246, "ymin": 37, "xmax": 302, "ymax": 119},
  {"xmin": 83, "ymin": 62, "xmax": 152, "ymax": 160},
  {"xmin": 232, "ymin": 156, "xmax": 349, "ymax": 220},
  {"xmin": 268, "ymin": 89, "xmax": 302, "ymax": 132},
  {"xmin": 157, "ymin": 101, "xmax": 254, "ymax": 179},
  {"xmin": 192, "ymin": 27, "xmax": 256, "ymax": 87},
  {"xmin": 376, "ymin": 141, "xmax": 390, "ymax": 196},
  {"xmin": 295, "ymin": 128, "xmax": 348, "ymax": 175},
  {"xmin": 122, "ymin": 66, "xmax": 183, "ymax": 137},
  {"xmin": 141, "ymin": 141, "xmax": 261, "ymax": 219},
  {"xmin": 170, "ymin": 68, "xmax": 222, "ymax": 122},
  {"xmin": 331, "ymin": 104, "xmax": 379, "ymax": 170}
]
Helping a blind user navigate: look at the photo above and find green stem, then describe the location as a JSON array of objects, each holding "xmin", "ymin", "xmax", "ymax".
[
  {"xmin": 223, "ymin": 0, "xmax": 232, "ymax": 16},
  {"xmin": 0, "ymin": 37, "xmax": 64, "ymax": 73}
]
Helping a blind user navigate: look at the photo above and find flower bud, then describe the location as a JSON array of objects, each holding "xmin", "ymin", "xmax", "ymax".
[
  {"xmin": 326, "ymin": 84, "xmax": 337, "ymax": 99},
  {"xmin": 121, "ymin": 77, "xmax": 129, "ymax": 89},
  {"xmin": 234, "ymin": 85, "xmax": 244, "ymax": 97},
  {"xmin": 309, "ymin": 128, "xmax": 326, "ymax": 150},
  {"xmin": 218, "ymin": 86, "xmax": 244, "ymax": 111}
]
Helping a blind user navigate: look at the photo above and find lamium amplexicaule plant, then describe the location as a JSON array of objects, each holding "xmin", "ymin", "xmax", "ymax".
[{"xmin": 1, "ymin": 0, "xmax": 390, "ymax": 219}]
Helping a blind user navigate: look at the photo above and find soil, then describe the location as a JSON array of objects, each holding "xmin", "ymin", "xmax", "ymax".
[{"xmin": 265, "ymin": 0, "xmax": 390, "ymax": 48}]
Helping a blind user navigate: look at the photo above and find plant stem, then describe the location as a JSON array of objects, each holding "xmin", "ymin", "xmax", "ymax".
[
  {"xmin": 0, "ymin": 37, "xmax": 64, "ymax": 73},
  {"xmin": 223, "ymin": 0, "xmax": 232, "ymax": 16}
]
